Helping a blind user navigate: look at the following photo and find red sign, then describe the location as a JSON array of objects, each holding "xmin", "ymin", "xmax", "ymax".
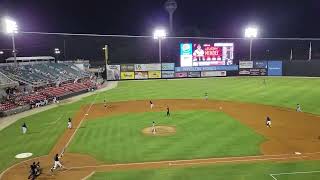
[{"xmin": 193, "ymin": 44, "xmax": 222, "ymax": 61}]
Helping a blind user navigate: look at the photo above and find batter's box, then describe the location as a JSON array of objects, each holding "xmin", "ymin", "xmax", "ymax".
[{"xmin": 270, "ymin": 170, "xmax": 320, "ymax": 180}]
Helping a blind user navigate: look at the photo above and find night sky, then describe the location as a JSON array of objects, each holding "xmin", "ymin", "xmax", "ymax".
[
  {"xmin": 1, "ymin": 0, "xmax": 319, "ymax": 37},
  {"xmin": 0, "ymin": 0, "xmax": 320, "ymax": 64}
]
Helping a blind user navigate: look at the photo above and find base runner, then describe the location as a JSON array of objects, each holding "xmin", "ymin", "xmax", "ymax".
[
  {"xmin": 266, "ymin": 116, "xmax": 272, "ymax": 128},
  {"xmin": 296, "ymin": 104, "xmax": 302, "ymax": 112}
]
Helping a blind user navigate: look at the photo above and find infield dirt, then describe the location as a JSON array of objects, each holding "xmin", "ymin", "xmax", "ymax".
[{"xmin": 2, "ymin": 99, "xmax": 320, "ymax": 180}]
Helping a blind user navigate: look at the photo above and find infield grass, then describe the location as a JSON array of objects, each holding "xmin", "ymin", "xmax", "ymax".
[
  {"xmin": 68, "ymin": 111, "xmax": 264, "ymax": 163},
  {"xmin": 1, "ymin": 77, "xmax": 320, "ymax": 173}
]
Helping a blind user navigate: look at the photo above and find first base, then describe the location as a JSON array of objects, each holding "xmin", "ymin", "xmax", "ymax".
[{"xmin": 15, "ymin": 152, "xmax": 33, "ymax": 159}]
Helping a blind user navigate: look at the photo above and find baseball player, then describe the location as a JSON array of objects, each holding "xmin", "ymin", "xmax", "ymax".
[
  {"xmin": 296, "ymin": 104, "xmax": 302, "ymax": 112},
  {"xmin": 152, "ymin": 121, "xmax": 156, "ymax": 134},
  {"xmin": 204, "ymin": 92, "xmax": 208, "ymax": 101},
  {"xmin": 266, "ymin": 116, "xmax": 272, "ymax": 128},
  {"xmin": 166, "ymin": 106, "xmax": 170, "ymax": 117},
  {"xmin": 263, "ymin": 79, "xmax": 267, "ymax": 86},
  {"xmin": 22, "ymin": 122, "xmax": 28, "ymax": 134},
  {"xmin": 104, "ymin": 99, "xmax": 107, "ymax": 109},
  {"xmin": 67, "ymin": 118, "xmax": 72, "ymax": 129},
  {"xmin": 150, "ymin": 101, "xmax": 154, "ymax": 109},
  {"xmin": 50, "ymin": 153, "xmax": 63, "ymax": 172}
]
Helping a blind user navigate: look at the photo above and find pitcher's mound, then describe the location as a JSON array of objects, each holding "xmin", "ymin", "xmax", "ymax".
[{"xmin": 142, "ymin": 126, "xmax": 176, "ymax": 136}]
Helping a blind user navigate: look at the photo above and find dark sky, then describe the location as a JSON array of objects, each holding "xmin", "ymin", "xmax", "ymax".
[
  {"xmin": 1, "ymin": 0, "xmax": 320, "ymax": 37},
  {"xmin": 1, "ymin": 0, "xmax": 320, "ymax": 64}
]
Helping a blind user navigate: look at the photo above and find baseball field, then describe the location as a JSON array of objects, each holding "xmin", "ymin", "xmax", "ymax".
[{"xmin": 1, "ymin": 77, "xmax": 320, "ymax": 180}]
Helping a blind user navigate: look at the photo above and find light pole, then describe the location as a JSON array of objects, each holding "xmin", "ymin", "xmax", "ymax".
[
  {"xmin": 153, "ymin": 29, "xmax": 167, "ymax": 64},
  {"xmin": 3, "ymin": 17, "xmax": 18, "ymax": 65},
  {"xmin": 54, "ymin": 48, "xmax": 61, "ymax": 62},
  {"xmin": 244, "ymin": 27, "xmax": 258, "ymax": 61},
  {"xmin": 164, "ymin": 0, "xmax": 177, "ymax": 34}
]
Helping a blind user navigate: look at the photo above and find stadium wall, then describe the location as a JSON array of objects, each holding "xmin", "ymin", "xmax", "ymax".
[{"xmin": 283, "ymin": 61, "xmax": 320, "ymax": 77}]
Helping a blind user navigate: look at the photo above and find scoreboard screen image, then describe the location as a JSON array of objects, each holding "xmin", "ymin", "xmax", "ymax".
[{"xmin": 180, "ymin": 43, "xmax": 234, "ymax": 67}]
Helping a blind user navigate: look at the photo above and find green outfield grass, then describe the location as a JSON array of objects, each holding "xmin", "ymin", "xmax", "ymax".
[
  {"xmin": 1, "ymin": 77, "xmax": 320, "ymax": 174},
  {"xmin": 68, "ymin": 111, "xmax": 264, "ymax": 163},
  {"xmin": 89, "ymin": 161, "xmax": 320, "ymax": 180}
]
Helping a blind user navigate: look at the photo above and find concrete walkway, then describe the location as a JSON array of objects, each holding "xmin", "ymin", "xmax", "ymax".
[{"xmin": 0, "ymin": 81, "xmax": 118, "ymax": 131}]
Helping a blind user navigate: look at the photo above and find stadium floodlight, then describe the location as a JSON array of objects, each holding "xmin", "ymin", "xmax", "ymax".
[
  {"xmin": 0, "ymin": 51, "xmax": 4, "ymax": 55},
  {"xmin": 54, "ymin": 48, "xmax": 61, "ymax": 54},
  {"xmin": 244, "ymin": 27, "xmax": 258, "ymax": 38},
  {"xmin": 153, "ymin": 28, "xmax": 167, "ymax": 64},
  {"xmin": 153, "ymin": 29, "xmax": 167, "ymax": 40},
  {"xmin": 244, "ymin": 26, "xmax": 258, "ymax": 60},
  {"xmin": 2, "ymin": 17, "xmax": 18, "ymax": 65}
]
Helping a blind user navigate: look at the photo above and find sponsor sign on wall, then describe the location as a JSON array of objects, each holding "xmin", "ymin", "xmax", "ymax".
[
  {"xmin": 161, "ymin": 63, "xmax": 175, "ymax": 71},
  {"xmin": 175, "ymin": 65, "xmax": 238, "ymax": 72},
  {"xmin": 201, "ymin": 71, "xmax": 227, "ymax": 77},
  {"xmin": 148, "ymin": 71, "xmax": 161, "ymax": 79},
  {"xmin": 120, "ymin": 72, "xmax": 135, "ymax": 79},
  {"xmin": 107, "ymin": 65, "xmax": 120, "ymax": 80},
  {"xmin": 239, "ymin": 68, "xmax": 267, "ymax": 76},
  {"xmin": 175, "ymin": 72, "xmax": 188, "ymax": 78},
  {"xmin": 134, "ymin": 64, "xmax": 161, "ymax": 71},
  {"xmin": 134, "ymin": 72, "xmax": 148, "ymax": 79},
  {"xmin": 161, "ymin": 71, "xmax": 175, "ymax": 78},
  {"xmin": 121, "ymin": 64, "xmax": 135, "ymax": 72},
  {"xmin": 239, "ymin": 61, "xmax": 254, "ymax": 69},
  {"xmin": 188, "ymin": 72, "xmax": 201, "ymax": 77},
  {"xmin": 268, "ymin": 61, "xmax": 282, "ymax": 76},
  {"xmin": 254, "ymin": 61, "xmax": 268, "ymax": 69}
]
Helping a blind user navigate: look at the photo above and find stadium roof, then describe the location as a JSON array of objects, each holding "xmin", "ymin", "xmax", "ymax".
[{"xmin": 6, "ymin": 56, "xmax": 55, "ymax": 62}]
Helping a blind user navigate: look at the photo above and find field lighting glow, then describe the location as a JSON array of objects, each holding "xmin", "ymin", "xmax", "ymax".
[
  {"xmin": 245, "ymin": 27, "xmax": 258, "ymax": 38},
  {"xmin": 153, "ymin": 29, "xmax": 167, "ymax": 39},
  {"xmin": 3, "ymin": 17, "xmax": 18, "ymax": 34}
]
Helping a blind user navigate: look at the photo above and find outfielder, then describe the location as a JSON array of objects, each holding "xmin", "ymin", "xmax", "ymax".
[
  {"xmin": 166, "ymin": 106, "xmax": 170, "ymax": 117},
  {"xmin": 50, "ymin": 153, "xmax": 63, "ymax": 172},
  {"xmin": 266, "ymin": 116, "xmax": 272, "ymax": 128}
]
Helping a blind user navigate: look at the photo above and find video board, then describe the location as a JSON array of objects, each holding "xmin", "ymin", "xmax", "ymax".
[{"xmin": 180, "ymin": 43, "xmax": 234, "ymax": 67}]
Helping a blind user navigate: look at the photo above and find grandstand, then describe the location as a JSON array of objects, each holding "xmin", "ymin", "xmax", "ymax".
[{"xmin": 0, "ymin": 57, "xmax": 97, "ymax": 117}]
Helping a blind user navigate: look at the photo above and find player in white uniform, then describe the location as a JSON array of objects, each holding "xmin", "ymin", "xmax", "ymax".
[
  {"xmin": 152, "ymin": 121, "xmax": 156, "ymax": 134},
  {"xmin": 266, "ymin": 116, "xmax": 272, "ymax": 128},
  {"xmin": 205, "ymin": 92, "xmax": 208, "ymax": 101},
  {"xmin": 150, "ymin": 101, "xmax": 154, "ymax": 109},
  {"xmin": 22, "ymin": 122, "xmax": 27, "ymax": 134},
  {"xmin": 296, "ymin": 104, "xmax": 302, "ymax": 112},
  {"xmin": 67, "ymin": 118, "xmax": 72, "ymax": 129},
  {"xmin": 50, "ymin": 154, "xmax": 63, "ymax": 172}
]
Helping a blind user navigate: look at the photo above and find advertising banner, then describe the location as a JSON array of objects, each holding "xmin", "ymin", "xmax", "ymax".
[
  {"xmin": 175, "ymin": 65, "xmax": 238, "ymax": 72},
  {"xmin": 254, "ymin": 61, "xmax": 268, "ymax": 68},
  {"xmin": 188, "ymin": 72, "xmax": 201, "ymax": 78},
  {"xmin": 121, "ymin": 72, "xmax": 135, "ymax": 79},
  {"xmin": 268, "ymin": 61, "xmax": 283, "ymax": 76},
  {"xmin": 134, "ymin": 72, "xmax": 148, "ymax": 79},
  {"xmin": 239, "ymin": 69, "xmax": 267, "ymax": 76},
  {"xmin": 134, "ymin": 64, "xmax": 147, "ymax": 71},
  {"xmin": 175, "ymin": 72, "xmax": 188, "ymax": 78},
  {"xmin": 121, "ymin": 64, "xmax": 135, "ymax": 72},
  {"xmin": 239, "ymin": 61, "xmax": 254, "ymax": 68},
  {"xmin": 148, "ymin": 71, "xmax": 161, "ymax": 79},
  {"xmin": 107, "ymin": 65, "xmax": 120, "ymax": 80},
  {"xmin": 161, "ymin": 63, "xmax": 175, "ymax": 71},
  {"xmin": 201, "ymin": 71, "xmax": 227, "ymax": 77},
  {"xmin": 161, "ymin": 71, "xmax": 175, "ymax": 78}
]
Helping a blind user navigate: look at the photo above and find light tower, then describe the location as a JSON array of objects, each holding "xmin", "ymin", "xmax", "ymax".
[
  {"xmin": 2, "ymin": 17, "xmax": 18, "ymax": 65},
  {"xmin": 164, "ymin": 0, "xmax": 177, "ymax": 33},
  {"xmin": 244, "ymin": 26, "xmax": 258, "ymax": 61}
]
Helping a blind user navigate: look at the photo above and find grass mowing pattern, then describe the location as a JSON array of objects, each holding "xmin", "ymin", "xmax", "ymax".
[
  {"xmin": 1, "ymin": 77, "xmax": 320, "ymax": 173},
  {"xmin": 89, "ymin": 161, "xmax": 320, "ymax": 180},
  {"xmin": 68, "ymin": 111, "xmax": 264, "ymax": 163}
]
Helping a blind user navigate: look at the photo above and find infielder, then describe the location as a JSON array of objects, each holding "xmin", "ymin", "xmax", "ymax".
[
  {"xmin": 204, "ymin": 92, "xmax": 208, "ymax": 101},
  {"xmin": 22, "ymin": 122, "xmax": 27, "ymax": 134},
  {"xmin": 150, "ymin": 101, "xmax": 154, "ymax": 109},
  {"xmin": 152, "ymin": 121, "xmax": 156, "ymax": 134},
  {"xmin": 166, "ymin": 106, "xmax": 170, "ymax": 117},
  {"xmin": 67, "ymin": 118, "xmax": 72, "ymax": 129},
  {"xmin": 104, "ymin": 99, "xmax": 107, "ymax": 109},
  {"xmin": 50, "ymin": 153, "xmax": 63, "ymax": 172},
  {"xmin": 296, "ymin": 104, "xmax": 302, "ymax": 112},
  {"xmin": 266, "ymin": 116, "xmax": 272, "ymax": 128}
]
